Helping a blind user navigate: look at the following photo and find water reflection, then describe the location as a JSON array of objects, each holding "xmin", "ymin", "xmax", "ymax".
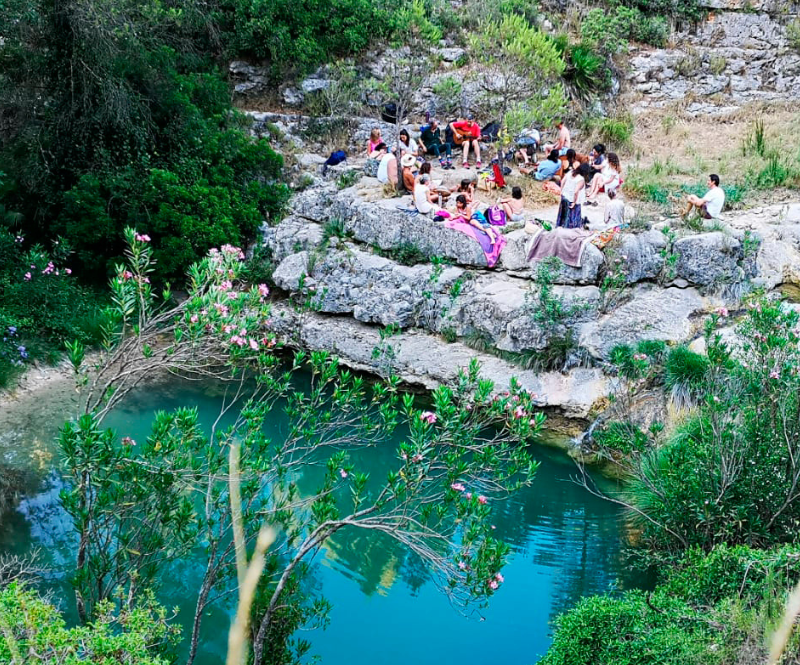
[{"xmin": 0, "ymin": 379, "xmax": 639, "ymax": 665}]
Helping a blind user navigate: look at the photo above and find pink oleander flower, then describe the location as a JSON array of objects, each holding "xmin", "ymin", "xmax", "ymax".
[
  {"xmin": 770, "ymin": 370, "xmax": 780, "ymax": 379},
  {"xmin": 134, "ymin": 233, "xmax": 151, "ymax": 242},
  {"xmin": 239, "ymin": 328, "xmax": 247, "ymax": 336},
  {"xmin": 121, "ymin": 436, "xmax": 136, "ymax": 446},
  {"xmin": 249, "ymin": 338, "xmax": 259, "ymax": 351},
  {"xmin": 712, "ymin": 395, "xmax": 720, "ymax": 402},
  {"xmin": 488, "ymin": 580, "xmax": 499, "ymax": 590},
  {"xmin": 258, "ymin": 283, "xmax": 270, "ymax": 297},
  {"xmin": 142, "ymin": 276, "xmax": 150, "ymax": 284},
  {"xmin": 227, "ymin": 269, "xmax": 235, "ymax": 279},
  {"xmin": 450, "ymin": 482, "xmax": 466, "ymax": 492},
  {"xmin": 122, "ymin": 270, "xmax": 133, "ymax": 281},
  {"xmin": 458, "ymin": 561, "xmax": 467, "ymax": 570},
  {"xmin": 224, "ymin": 325, "xmax": 234, "ymax": 334},
  {"xmin": 513, "ymin": 406, "xmax": 526, "ymax": 419},
  {"xmin": 23, "ymin": 272, "xmax": 31, "ymax": 281},
  {"xmin": 226, "ymin": 291, "xmax": 238, "ymax": 299},
  {"xmin": 190, "ymin": 314, "xmax": 199, "ymax": 323},
  {"xmin": 412, "ymin": 453, "xmax": 423, "ymax": 463},
  {"xmin": 30, "ymin": 264, "xmax": 36, "ymax": 269},
  {"xmin": 220, "ymin": 280, "xmax": 233, "ymax": 291},
  {"xmin": 214, "ymin": 303, "xmax": 229, "ymax": 315},
  {"xmin": 477, "ymin": 495, "xmax": 488, "ymax": 505},
  {"xmin": 465, "ymin": 492, "xmax": 472, "ymax": 500},
  {"xmin": 42, "ymin": 261, "xmax": 54, "ymax": 275},
  {"xmin": 491, "ymin": 525, "xmax": 496, "ymax": 530},
  {"xmin": 495, "ymin": 573, "xmax": 504, "ymax": 583},
  {"xmin": 400, "ymin": 451, "xmax": 408, "ymax": 460},
  {"xmin": 715, "ymin": 306, "xmax": 729, "ymax": 318},
  {"xmin": 339, "ymin": 468, "xmax": 348, "ymax": 479},
  {"xmin": 14, "ymin": 235, "xmax": 23, "ymax": 243},
  {"xmin": 420, "ymin": 411, "xmax": 437, "ymax": 424}
]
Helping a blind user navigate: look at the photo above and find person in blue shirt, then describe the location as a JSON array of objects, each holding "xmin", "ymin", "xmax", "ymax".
[{"xmin": 523, "ymin": 149, "xmax": 562, "ymax": 182}]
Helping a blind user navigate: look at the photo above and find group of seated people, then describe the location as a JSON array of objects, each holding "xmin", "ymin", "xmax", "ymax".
[{"xmin": 365, "ymin": 114, "xmax": 725, "ymax": 234}]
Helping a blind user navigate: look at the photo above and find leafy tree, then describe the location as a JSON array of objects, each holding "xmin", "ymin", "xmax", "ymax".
[
  {"xmin": 0, "ymin": 0, "xmax": 289, "ymax": 282},
  {"xmin": 469, "ymin": 14, "xmax": 567, "ymax": 147},
  {"xmin": 62, "ymin": 229, "xmax": 542, "ymax": 664},
  {"xmin": 0, "ymin": 583, "xmax": 178, "ymax": 665}
]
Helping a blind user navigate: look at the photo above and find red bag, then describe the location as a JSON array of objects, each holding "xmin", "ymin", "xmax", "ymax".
[{"xmin": 491, "ymin": 162, "xmax": 506, "ymax": 189}]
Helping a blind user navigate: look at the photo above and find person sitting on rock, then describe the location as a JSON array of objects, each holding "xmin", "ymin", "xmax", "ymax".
[
  {"xmin": 589, "ymin": 144, "xmax": 606, "ymax": 175},
  {"xmin": 450, "ymin": 178, "xmax": 476, "ymax": 203},
  {"xmin": 394, "ymin": 128, "xmax": 420, "ymax": 159},
  {"xmin": 543, "ymin": 119, "xmax": 571, "ymax": 156},
  {"xmin": 419, "ymin": 119, "xmax": 453, "ymax": 169},
  {"xmin": 367, "ymin": 127, "xmax": 383, "ymax": 157},
  {"xmin": 604, "ymin": 189, "xmax": 625, "ymax": 228},
  {"xmin": 683, "ymin": 173, "xmax": 725, "ymax": 220},
  {"xmin": 586, "ymin": 152, "xmax": 622, "ymax": 204},
  {"xmin": 522, "ymin": 149, "xmax": 562, "ymax": 182},
  {"xmin": 498, "ymin": 186, "xmax": 525, "ymax": 221},
  {"xmin": 414, "ymin": 174, "xmax": 438, "ymax": 216},
  {"xmin": 375, "ymin": 143, "xmax": 398, "ymax": 186},
  {"xmin": 450, "ymin": 115, "xmax": 482, "ymax": 169},
  {"xmin": 515, "ymin": 128, "xmax": 541, "ymax": 166},
  {"xmin": 401, "ymin": 153, "xmax": 417, "ymax": 192}
]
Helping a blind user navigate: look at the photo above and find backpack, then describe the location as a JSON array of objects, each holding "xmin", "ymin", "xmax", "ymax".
[
  {"xmin": 486, "ymin": 205, "xmax": 507, "ymax": 226},
  {"xmin": 324, "ymin": 150, "xmax": 347, "ymax": 166},
  {"xmin": 419, "ymin": 124, "xmax": 430, "ymax": 135},
  {"xmin": 481, "ymin": 120, "xmax": 500, "ymax": 142}
]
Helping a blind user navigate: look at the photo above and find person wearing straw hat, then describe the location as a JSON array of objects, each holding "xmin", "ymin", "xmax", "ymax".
[{"xmin": 401, "ymin": 153, "xmax": 417, "ymax": 192}]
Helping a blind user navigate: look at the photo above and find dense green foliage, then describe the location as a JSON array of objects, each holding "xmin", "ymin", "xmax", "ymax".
[
  {"xmin": 543, "ymin": 543, "xmax": 800, "ymax": 664},
  {"xmin": 0, "ymin": 0, "xmax": 290, "ymax": 282},
  {"xmin": 0, "ymin": 583, "xmax": 177, "ymax": 664},
  {"xmin": 0, "ymin": 230, "xmax": 104, "ymax": 386}
]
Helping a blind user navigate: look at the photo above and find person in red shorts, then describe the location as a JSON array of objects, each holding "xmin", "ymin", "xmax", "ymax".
[{"xmin": 450, "ymin": 115, "xmax": 482, "ymax": 169}]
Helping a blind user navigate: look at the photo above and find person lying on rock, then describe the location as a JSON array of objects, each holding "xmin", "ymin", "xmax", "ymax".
[
  {"xmin": 683, "ymin": 173, "xmax": 725, "ymax": 220},
  {"xmin": 450, "ymin": 115, "xmax": 482, "ymax": 169},
  {"xmin": 419, "ymin": 119, "xmax": 454, "ymax": 169}
]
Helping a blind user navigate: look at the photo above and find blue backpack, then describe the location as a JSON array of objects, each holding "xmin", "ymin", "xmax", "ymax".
[{"xmin": 324, "ymin": 150, "xmax": 347, "ymax": 166}]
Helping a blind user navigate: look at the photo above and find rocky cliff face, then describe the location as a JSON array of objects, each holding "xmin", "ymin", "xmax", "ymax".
[
  {"xmin": 259, "ymin": 167, "xmax": 800, "ymax": 424},
  {"xmin": 626, "ymin": 1, "xmax": 800, "ymax": 114}
]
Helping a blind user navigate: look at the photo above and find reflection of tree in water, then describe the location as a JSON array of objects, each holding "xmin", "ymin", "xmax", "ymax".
[
  {"xmin": 325, "ymin": 528, "xmax": 408, "ymax": 597},
  {"xmin": 488, "ymin": 460, "xmax": 629, "ymax": 625}
]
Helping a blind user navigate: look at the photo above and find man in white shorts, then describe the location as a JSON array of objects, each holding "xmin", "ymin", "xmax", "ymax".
[{"xmin": 684, "ymin": 174, "xmax": 725, "ymax": 220}]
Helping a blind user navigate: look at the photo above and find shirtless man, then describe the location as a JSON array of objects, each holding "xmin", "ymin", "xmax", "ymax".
[{"xmin": 544, "ymin": 119, "xmax": 571, "ymax": 156}]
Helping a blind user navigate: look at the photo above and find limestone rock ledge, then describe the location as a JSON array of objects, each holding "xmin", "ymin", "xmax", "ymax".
[{"xmin": 264, "ymin": 302, "xmax": 611, "ymax": 420}]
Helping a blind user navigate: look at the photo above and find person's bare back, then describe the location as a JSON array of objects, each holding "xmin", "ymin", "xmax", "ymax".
[{"xmin": 558, "ymin": 124, "xmax": 571, "ymax": 150}]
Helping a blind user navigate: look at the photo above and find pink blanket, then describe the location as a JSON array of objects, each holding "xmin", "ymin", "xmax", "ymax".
[{"xmin": 444, "ymin": 219, "xmax": 506, "ymax": 268}]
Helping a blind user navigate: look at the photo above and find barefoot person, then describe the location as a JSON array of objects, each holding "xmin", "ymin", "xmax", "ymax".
[
  {"xmin": 683, "ymin": 174, "xmax": 725, "ymax": 220},
  {"xmin": 450, "ymin": 115, "xmax": 482, "ymax": 169}
]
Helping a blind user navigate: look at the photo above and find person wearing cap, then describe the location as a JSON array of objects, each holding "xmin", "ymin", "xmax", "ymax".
[
  {"xmin": 450, "ymin": 115, "xmax": 482, "ymax": 169},
  {"xmin": 401, "ymin": 153, "xmax": 417, "ymax": 192},
  {"xmin": 419, "ymin": 119, "xmax": 453, "ymax": 169}
]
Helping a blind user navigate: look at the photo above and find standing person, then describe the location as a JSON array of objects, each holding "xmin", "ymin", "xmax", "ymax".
[
  {"xmin": 683, "ymin": 174, "xmax": 726, "ymax": 220},
  {"xmin": 414, "ymin": 174, "xmax": 438, "ymax": 216},
  {"xmin": 450, "ymin": 115, "xmax": 482, "ymax": 169},
  {"xmin": 366, "ymin": 128, "xmax": 383, "ymax": 157},
  {"xmin": 604, "ymin": 189, "xmax": 625, "ymax": 228},
  {"xmin": 557, "ymin": 163, "xmax": 588, "ymax": 229},
  {"xmin": 419, "ymin": 119, "xmax": 453, "ymax": 169}
]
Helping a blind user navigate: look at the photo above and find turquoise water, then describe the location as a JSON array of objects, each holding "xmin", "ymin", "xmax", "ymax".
[{"xmin": 0, "ymin": 378, "xmax": 638, "ymax": 664}]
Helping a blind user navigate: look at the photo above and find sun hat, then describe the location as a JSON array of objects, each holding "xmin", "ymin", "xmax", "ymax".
[{"xmin": 401, "ymin": 154, "xmax": 416, "ymax": 167}]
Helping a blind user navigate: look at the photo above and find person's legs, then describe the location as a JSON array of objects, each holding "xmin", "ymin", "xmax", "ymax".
[
  {"xmin": 587, "ymin": 173, "xmax": 603, "ymax": 199},
  {"xmin": 683, "ymin": 194, "xmax": 704, "ymax": 217},
  {"xmin": 472, "ymin": 139, "xmax": 481, "ymax": 165},
  {"xmin": 461, "ymin": 141, "xmax": 469, "ymax": 167},
  {"xmin": 387, "ymin": 156, "xmax": 398, "ymax": 186}
]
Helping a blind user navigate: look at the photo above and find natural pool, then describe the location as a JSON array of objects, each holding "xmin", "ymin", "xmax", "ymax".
[{"xmin": 0, "ymin": 376, "xmax": 640, "ymax": 664}]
